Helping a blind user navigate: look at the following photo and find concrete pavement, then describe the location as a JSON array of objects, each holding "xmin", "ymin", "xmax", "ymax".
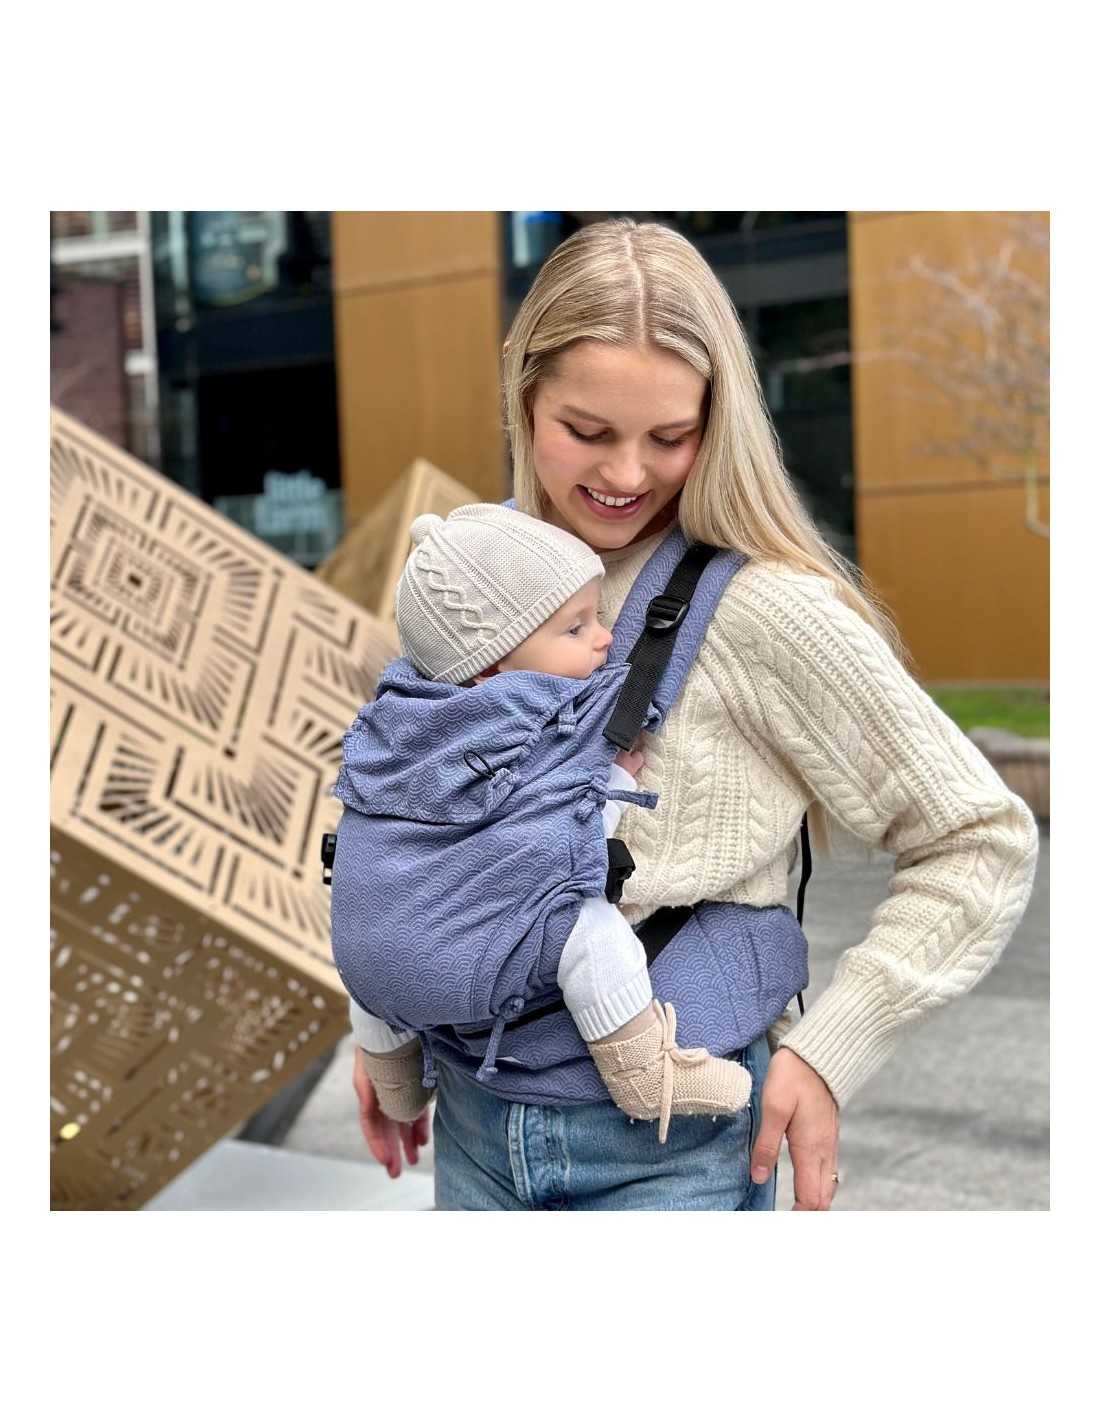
[{"xmin": 775, "ymin": 826, "xmax": 1049, "ymax": 1209}]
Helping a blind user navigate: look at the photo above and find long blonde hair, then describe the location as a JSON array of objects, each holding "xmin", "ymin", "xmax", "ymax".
[
  {"xmin": 502, "ymin": 217, "xmax": 908, "ymax": 855},
  {"xmin": 504, "ymin": 217, "xmax": 904, "ymax": 654}
]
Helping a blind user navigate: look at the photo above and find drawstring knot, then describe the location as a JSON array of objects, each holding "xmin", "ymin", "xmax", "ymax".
[
  {"xmin": 573, "ymin": 787, "xmax": 602, "ymax": 823},
  {"xmin": 475, "ymin": 996, "xmax": 525, "ymax": 1082},
  {"xmin": 556, "ymin": 701, "xmax": 577, "ymax": 735}
]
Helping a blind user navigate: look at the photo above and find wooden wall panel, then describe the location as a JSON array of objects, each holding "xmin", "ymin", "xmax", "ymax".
[
  {"xmin": 857, "ymin": 484, "xmax": 1049, "ymax": 682},
  {"xmin": 848, "ymin": 212, "xmax": 1049, "ymax": 681},
  {"xmin": 332, "ymin": 211, "xmax": 499, "ymax": 291},
  {"xmin": 332, "ymin": 213, "xmax": 505, "ymax": 524}
]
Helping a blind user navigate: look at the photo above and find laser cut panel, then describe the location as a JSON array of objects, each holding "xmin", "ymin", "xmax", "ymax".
[
  {"xmin": 50, "ymin": 409, "xmax": 399, "ymax": 1208},
  {"xmin": 314, "ymin": 457, "xmax": 479, "ymax": 621}
]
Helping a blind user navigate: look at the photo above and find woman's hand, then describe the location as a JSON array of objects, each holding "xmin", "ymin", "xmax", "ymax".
[
  {"xmin": 352, "ymin": 1045, "xmax": 432, "ymax": 1179},
  {"xmin": 749, "ymin": 1046, "xmax": 839, "ymax": 1210}
]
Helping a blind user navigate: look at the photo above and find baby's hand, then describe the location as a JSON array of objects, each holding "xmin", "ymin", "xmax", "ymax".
[{"xmin": 614, "ymin": 749, "xmax": 644, "ymax": 778}]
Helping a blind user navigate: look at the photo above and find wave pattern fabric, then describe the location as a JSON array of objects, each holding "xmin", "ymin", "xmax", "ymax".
[{"xmin": 329, "ymin": 529, "xmax": 812, "ymax": 1102}]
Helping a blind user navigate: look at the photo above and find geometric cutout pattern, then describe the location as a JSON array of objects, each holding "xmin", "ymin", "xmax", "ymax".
[{"xmin": 50, "ymin": 408, "xmax": 399, "ymax": 1208}]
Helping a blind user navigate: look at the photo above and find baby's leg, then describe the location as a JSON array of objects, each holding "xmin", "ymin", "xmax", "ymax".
[
  {"xmin": 558, "ymin": 898, "xmax": 751, "ymax": 1144},
  {"xmin": 587, "ymin": 1000, "xmax": 751, "ymax": 1144}
]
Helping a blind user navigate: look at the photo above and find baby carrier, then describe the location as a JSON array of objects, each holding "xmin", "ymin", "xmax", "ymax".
[{"xmin": 325, "ymin": 525, "xmax": 811, "ymax": 1106}]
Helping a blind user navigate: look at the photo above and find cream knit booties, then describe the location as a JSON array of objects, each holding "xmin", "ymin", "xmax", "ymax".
[
  {"xmin": 362, "ymin": 1038, "xmax": 435, "ymax": 1123},
  {"xmin": 588, "ymin": 1000, "xmax": 752, "ymax": 1144}
]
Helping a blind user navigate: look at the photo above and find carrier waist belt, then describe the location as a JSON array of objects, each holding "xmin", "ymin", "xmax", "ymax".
[{"xmin": 456, "ymin": 903, "xmax": 695, "ymax": 1038}]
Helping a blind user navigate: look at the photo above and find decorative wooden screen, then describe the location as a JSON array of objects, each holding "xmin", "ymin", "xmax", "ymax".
[{"xmin": 50, "ymin": 408, "xmax": 399, "ymax": 1208}]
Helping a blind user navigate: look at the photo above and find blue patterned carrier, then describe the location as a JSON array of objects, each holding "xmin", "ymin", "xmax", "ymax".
[{"xmin": 327, "ymin": 526, "xmax": 809, "ymax": 1105}]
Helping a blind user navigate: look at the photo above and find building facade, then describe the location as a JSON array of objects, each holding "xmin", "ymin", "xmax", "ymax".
[{"xmin": 49, "ymin": 211, "xmax": 1048, "ymax": 680}]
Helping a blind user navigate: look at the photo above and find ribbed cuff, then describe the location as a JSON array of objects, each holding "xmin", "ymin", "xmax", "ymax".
[
  {"xmin": 572, "ymin": 967, "xmax": 654, "ymax": 1043},
  {"xmin": 772, "ymin": 970, "xmax": 903, "ymax": 1108}
]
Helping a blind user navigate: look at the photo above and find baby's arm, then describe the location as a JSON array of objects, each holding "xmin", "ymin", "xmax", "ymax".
[{"xmin": 557, "ymin": 748, "xmax": 654, "ymax": 1040}]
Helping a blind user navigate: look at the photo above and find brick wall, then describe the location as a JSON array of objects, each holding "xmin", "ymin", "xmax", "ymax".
[{"xmin": 50, "ymin": 274, "xmax": 128, "ymax": 450}]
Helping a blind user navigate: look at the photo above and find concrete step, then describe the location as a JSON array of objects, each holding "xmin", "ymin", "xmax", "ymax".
[{"xmin": 145, "ymin": 1137, "xmax": 434, "ymax": 1211}]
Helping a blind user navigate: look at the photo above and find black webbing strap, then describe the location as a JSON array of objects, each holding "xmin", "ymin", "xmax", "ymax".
[
  {"xmin": 636, "ymin": 904, "xmax": 693, "ymax": 966},
  {"xmin": 795, "ymin": 812, "xmax": 811, "ymax": 1015},
  {"xmin": 603, "ymin": 542, "xmax": 719, "ymax": 751}
]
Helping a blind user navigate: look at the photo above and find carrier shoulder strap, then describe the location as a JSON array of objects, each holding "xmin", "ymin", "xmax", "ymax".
[
  {"xmin": 602, "ymin": 527, "xmax": 813, "ymax": 1015},
  {"xmin": 603, "ymin": 540, "xmax": 719, "ymax": 750},
  {"xmin": 601, "ymin": 527, "xmax": 749, "ymax": 742}
]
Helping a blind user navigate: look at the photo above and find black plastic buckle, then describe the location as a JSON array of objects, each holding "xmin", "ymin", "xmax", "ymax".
[
  {"xmin": 320, "ymin": 832, "xmax": 337, "ymax": 886},
  {"xmin": 645, "ymin": 594, "xmax": 689, "ymax": 634},
  {"xmin": 605, "ymin": 838, "xmax": 636, "ymax": 904}
]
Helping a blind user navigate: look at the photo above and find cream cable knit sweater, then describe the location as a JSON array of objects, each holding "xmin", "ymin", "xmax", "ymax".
[{"xmin": 599, "ymin": 528, "xmax": 1040, "ymax": 1108}]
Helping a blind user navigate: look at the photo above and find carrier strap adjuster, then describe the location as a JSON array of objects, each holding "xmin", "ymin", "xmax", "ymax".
[
  {"xmin": 605, "ymin": 838, "xmax": 635, "ymax": 904},
  {"xmin": 320, "ymin": 832, "xmax": 337, "ymax": 886},
  {"xmin": 645, "ymin": 593, "xmax": 689, "ymax": 634}
]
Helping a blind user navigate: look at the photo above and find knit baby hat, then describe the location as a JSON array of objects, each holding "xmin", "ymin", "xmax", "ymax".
[{"xmin": 395, "ymin": 503, "xmax": 606, "ymax": 684}]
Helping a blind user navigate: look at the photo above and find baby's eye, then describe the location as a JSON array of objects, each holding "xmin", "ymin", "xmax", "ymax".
[{"xmin": 566, "ymin": 624, "xmax": 583, "ymax": 637}]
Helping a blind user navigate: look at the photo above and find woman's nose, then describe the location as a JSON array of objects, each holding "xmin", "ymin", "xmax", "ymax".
[{"xmin": 600, "ymin": 448, "xmax": 647, "ymax": 492}]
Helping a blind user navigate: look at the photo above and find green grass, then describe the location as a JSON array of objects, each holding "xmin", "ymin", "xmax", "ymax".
[{"xmin": 925, "ymin": 686, "xmax": 1049, "ymax": 739}]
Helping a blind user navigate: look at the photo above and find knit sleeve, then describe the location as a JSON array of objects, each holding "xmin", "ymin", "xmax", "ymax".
[{"xmin": 705, "ymin": 561, "xmax": 1040, "ymax": 1106}]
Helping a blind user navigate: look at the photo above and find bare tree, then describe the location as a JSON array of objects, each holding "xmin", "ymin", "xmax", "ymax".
[{"xmin": 864, "ymin": 213, "xmax": 1049, "ymax": 538}]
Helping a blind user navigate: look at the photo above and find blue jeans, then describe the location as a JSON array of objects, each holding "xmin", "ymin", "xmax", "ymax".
[{"xmin": 433, "ymin": 1032, "xmax": 776, "ymax": 1210}]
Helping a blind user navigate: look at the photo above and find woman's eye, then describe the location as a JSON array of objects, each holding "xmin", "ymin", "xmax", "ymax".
[{"xmin": 563, "ymin": 422, "xmax": 687, "ymax": 449}]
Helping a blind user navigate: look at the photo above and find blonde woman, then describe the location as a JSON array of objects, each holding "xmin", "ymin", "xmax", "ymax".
[{"xmin": 353, "ymin": 217, "xmax": 1039, "ymax": 1210}]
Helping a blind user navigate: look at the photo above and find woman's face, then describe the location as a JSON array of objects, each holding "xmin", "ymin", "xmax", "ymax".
[{"xmin": 530, "ymin": 341, "xmax": 709, "ymax": 551}]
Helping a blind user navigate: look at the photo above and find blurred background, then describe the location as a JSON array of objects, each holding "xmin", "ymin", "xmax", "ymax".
[
  {"xmin": 49, "ymin": 209, "xmax": 1049, "ymax": 685},
  {"xmin": 50, "ymin": 211, "xmax": 1049, "ymax": 1209}
]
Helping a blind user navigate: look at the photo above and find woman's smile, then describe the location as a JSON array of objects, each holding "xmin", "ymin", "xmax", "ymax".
[{"xmin": 576, "ymin": 485, "xmax": 650, "ymax": 519}]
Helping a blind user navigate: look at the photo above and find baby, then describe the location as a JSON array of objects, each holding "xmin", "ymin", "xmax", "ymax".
[{"xmin": 346, "ymin": 503, "xmax": 752, "ymax": 1142}]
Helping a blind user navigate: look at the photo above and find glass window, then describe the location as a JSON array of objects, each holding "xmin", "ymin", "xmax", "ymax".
[{"xmin": 754, "ymin": 297, "xmax": 854, "ymax": 558}]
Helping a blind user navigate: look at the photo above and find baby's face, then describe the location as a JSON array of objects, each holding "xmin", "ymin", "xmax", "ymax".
[{"xmin": 497, "ymin": 578, "xmax": 613, "ymax": 680}]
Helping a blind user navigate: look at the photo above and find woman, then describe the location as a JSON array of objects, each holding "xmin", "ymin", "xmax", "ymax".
[{"xmin": 352, "ymin": 217, "xmax": 1039, "ymax": 1210}]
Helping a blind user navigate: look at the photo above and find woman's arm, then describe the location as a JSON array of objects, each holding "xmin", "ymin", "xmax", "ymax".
[{"xmin": 708, "ymin": 561, "xmax": 1040, "ymax": 1108}]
